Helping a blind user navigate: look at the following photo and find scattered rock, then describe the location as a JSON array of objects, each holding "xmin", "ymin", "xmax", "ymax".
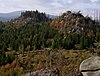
[
  {"xmin": 25, "ymin": 68, "xmax": 60, "ymax": 76},
  {"xmin": 80, "ymin": 56, "xmax": 100, "ymax": 76}
]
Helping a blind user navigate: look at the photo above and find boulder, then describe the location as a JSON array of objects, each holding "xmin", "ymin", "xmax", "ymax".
[{"xmin": 80, "ymin": 56, "xmax": 100, "ymax": 76}]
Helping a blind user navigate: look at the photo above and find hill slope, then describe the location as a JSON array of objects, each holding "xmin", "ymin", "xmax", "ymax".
[
  {"xmin": 51, "ymin": 11, "xmax": 97, "ymax": 34},
  {"xmin": 7, "ymin": 10, "xmax": 51, "ymax": 27},
  {"xmin": 0, "ymin": 10, "xmax": 100, "ymax": 76}
]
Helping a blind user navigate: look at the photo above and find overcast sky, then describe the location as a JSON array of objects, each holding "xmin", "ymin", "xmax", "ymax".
[{"xmin": 0, "ymin": 0, "xmax": 100, "ymax": 16}]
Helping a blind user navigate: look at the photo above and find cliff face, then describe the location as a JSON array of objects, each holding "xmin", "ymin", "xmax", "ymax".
[{"xmin": 51, "ymin": 11, "xmax": 95, "ymax": 34}]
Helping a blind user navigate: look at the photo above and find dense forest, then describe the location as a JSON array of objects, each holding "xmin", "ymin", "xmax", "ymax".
[{"xmin": 0, "ymin": 10, "xmax": 100, "ymax": 76}]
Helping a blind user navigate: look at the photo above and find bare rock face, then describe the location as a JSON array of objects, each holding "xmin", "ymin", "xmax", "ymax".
[{"xmin": 80, "ymin": 56, "xmax": 100, "ymax": 76}]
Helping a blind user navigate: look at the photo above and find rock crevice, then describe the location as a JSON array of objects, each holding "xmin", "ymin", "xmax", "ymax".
[{"xmin": 80, "ymin": 56, "xmax": 100, "ymax": 76}]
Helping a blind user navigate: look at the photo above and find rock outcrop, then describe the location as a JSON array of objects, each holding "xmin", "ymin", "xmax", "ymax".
[
  {"xmin": 80, "ymin": 56, "xmax": 100, "ymax": 76},
  {"xmin": 51, "ymin": 11, "xmax": 95, "ymax": 34},
  {"xmin": 25, "ymin": 68, "xmax": 60, "ymax": 76}
]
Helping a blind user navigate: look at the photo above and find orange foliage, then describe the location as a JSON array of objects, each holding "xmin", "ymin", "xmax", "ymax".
[
  {"xmin": 10, "ymin": 60, "xmax": 20, "ymax": 68},
  {"xmin": 51, "ymin": 19, "xmax": 65, "ymax": 29}
]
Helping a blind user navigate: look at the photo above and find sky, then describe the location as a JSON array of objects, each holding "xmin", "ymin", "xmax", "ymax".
[{"xmin": 0, "ymin": 0, "xmax": 100, "ymax": 16}]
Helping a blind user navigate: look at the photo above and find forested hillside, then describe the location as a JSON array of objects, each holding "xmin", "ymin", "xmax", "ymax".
[
  {"xmin": 0, "ymin": 10, "xmax": 100, "ymax": 52},
  {"xmin": 0, "ymin": 10, "xmax": 100, "ymax": 76}
]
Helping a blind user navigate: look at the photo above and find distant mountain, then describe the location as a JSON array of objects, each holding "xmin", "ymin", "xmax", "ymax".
[
  {"xmin": 0, "ymin": 17, "xmax": 9, "ymax": 22},
  {"xmin": 0, "ymin": 11, "xmax": 22, "ymax": 22},
  {"xmin": 0, "ymin": 11, "xmax": 58, "ymax": 22},
  {"xmin": 46, "ymin": 14, "xmax": 58, "ymax": 19}
]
